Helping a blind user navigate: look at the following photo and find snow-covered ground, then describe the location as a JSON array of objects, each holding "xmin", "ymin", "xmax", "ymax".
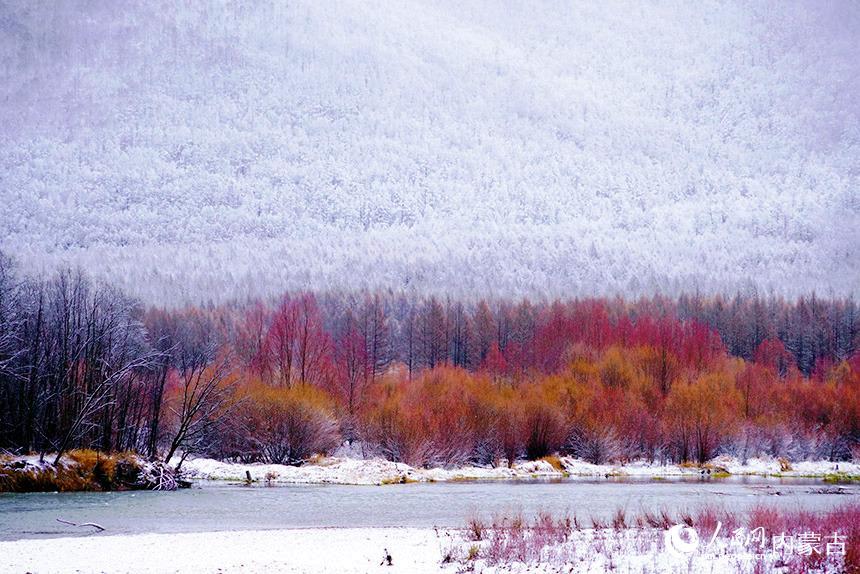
[
  {"xmin": 1, "ymin": 525, "xmax": 845, "ymax": 573},
  {"xmin": 0, "ymin": 528, "xmax": 443, "ymax": 573},
  {"xmin": 179, "ymin": 456, "xmax": 571, "ymax": 485},
  {"xmin": 178, "ymin": 455, "xmax": 860, "ymax": 486}
]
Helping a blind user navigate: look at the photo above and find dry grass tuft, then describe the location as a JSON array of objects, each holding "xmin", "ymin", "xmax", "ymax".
[
  {"xmin": 0, "ymin": 451, "xmax": 143, "ymax": 493},
  {"xmin": 539, "ymin": 455, "xmax": 565, "ymax": 472}
]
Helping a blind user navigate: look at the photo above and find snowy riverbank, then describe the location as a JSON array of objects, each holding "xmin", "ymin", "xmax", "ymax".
[
  {"xmin": 0, "ymin": 528, "xmax": 441, "ymax": 573},
  {"xmin": 0, "ymin": 451, "xmax": 181, "ymax": 492},
  {"xmin": 178, "ymin": 455, "xmax": 860, "ymax": 486},
  {"xmin": 2, "ymin": 524, "xmax": 851, "ymax": 573},
  {"xmin": 4, "ymin": 451, "xmax": 856, "ymax": 491}
]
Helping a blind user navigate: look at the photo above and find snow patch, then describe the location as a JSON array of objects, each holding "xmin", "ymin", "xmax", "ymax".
[{"xmin": 178, "ymin": 455, "xmax": 860, "ymax": 486}]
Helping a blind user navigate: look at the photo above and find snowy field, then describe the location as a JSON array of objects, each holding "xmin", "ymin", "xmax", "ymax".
[
  {"xmin": 0, "ymin": 528, "xmax": 442, "ymax": 574},
  {"xmin": 1, "ymin": 525, "xmax": 850, "ymax": 573},
  {"xmin": 178, "ymin": 455, "xmax": 860, "ymax": 485}
]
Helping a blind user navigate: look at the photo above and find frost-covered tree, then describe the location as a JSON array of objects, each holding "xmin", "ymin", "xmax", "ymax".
[{"xmin": 0, "ymin": 1, "xmax": 856, "ymax": 304}]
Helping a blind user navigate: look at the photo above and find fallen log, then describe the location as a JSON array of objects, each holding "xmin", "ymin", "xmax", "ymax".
[{"xmin": 56, "ymin": 518, "xmax": 106, "ymax": 532}]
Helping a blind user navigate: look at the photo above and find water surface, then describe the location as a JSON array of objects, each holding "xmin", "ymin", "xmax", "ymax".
[{"xmin": 1, "ymin": 476, "xmax": 855, "ymax": 541}]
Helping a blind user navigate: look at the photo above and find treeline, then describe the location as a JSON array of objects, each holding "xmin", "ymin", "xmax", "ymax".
[{"xmin": 0, "ymin": 254, "xmax": 857, "ymax": 467}]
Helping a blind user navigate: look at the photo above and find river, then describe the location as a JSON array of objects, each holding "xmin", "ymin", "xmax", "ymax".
[{"xmin": 0, "ymin": 476, "xmax": 855, "ymax": 541}]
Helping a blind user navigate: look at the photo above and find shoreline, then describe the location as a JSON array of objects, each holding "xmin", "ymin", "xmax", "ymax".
[
  {"xmin": 0, "ymin": 451, "xmax": 181, "ymax": 493},
  {"xmin": 179, "ymin": 454, "xmax": 860, "ymax": 486},
  {"xmin": 3, "ymin": 452, "xmax": 858, "ymax": 493}
]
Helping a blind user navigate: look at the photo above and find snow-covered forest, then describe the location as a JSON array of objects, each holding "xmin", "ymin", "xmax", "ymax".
[{"xmin": 1, "ymin": 1, "xmax": 858, "ymax": 304}]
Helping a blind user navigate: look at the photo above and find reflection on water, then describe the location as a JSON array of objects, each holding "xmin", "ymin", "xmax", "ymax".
[{"xmin": 0, "ymin": 476, "xmax": 856, "ymax": 541}]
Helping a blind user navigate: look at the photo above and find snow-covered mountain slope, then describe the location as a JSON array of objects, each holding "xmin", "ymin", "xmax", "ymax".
[{"xmin": 0, "ymin": 1, "xmax": 857, "ymax": 303}]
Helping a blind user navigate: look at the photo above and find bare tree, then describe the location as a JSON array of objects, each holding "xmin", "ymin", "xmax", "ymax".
[
  {"xmin": 161, "ymin": 312, "xmax": 235, "ymax": 468},
  {"xmin": 360, "ymin": 294, "xmax": 390, "ymax": 384},
  {"xmin": 49, "ymin": 278, "xmax": 153, "ymax": 465}
]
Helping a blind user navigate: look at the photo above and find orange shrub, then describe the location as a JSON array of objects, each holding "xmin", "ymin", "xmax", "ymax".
[{"xmin": 230, "ymin": 382, "xmax": 339, "ymax": 464}]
